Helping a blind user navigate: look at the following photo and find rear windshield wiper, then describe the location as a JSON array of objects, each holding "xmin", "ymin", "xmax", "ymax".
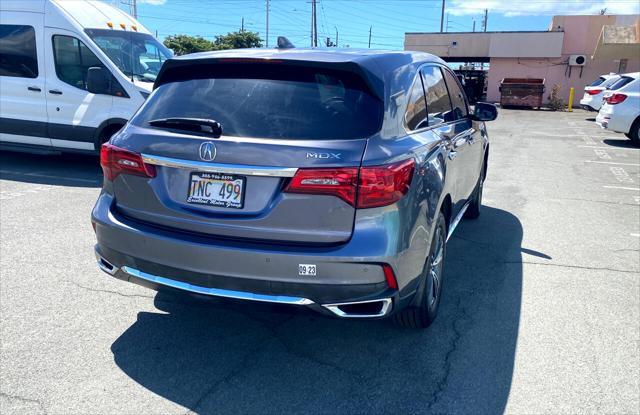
[{"xmin": 148, "ymin": 118, "xmax": 223, "ymax": 137}]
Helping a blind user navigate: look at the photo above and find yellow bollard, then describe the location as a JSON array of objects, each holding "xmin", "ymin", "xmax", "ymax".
[{"xmin": 568, "ymin": 87, "xmax": 575, "ymax": 112}]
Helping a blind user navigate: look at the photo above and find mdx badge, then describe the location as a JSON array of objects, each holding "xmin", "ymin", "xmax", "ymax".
[
  {"xmin": 199, "ymin": 142, "xmax": 217, "ymax": 161},
  {"xmin": 306, "ymin": 152, "xmax": 342, "ymax": 159}
]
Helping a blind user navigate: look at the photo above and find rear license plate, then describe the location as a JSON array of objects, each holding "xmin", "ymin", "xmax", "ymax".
[{"xmin": 187, "ymin": 172, "xmax": 245, "ymax": 209}]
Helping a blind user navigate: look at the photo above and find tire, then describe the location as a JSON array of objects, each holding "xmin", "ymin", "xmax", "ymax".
[
  {"xmin": 464, "ymin": 163, "xmax": 485, "ymax": 219},
  {"xmin": 627, "ymin": 118, "xmax": 640, "ymax": 146},
  {"xmin": 98, "ymin": 124, "xmax": 124, "ymax": 147},
  {"xmin": 393, "ymin": 213, "xmax": 447, "ymax": 329}
]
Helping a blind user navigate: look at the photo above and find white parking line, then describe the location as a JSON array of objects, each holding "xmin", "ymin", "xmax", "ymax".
[
  {"xmin": 595, "ymin": 149, "xmax": 612, "ymax": 160},
  {"xmin": 631, "ymin": 233, "xmax": 640, "ymax": 238},
  {"xmin": 602, "ymin": 186, "xmax": 640, "ymax": 191},
  {"xmin": 578, "ymin": 145, "xmax": 640, "ymax": 151},
  {"xmin": 610, "ymin": 167, "xmax": 634, "ymax": 183},
  {"xmin": 585, "ymin": 160, "xmax": 640, "ymax": 166}
]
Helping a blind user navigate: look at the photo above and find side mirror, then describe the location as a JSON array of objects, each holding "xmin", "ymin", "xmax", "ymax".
[
  {"xmin": 472, "ymin": 102, "xmax": 498, "ymax": 121},
  {"xmin": 87, "ymin": 66, "xmax": 110, "ymax": 95}
]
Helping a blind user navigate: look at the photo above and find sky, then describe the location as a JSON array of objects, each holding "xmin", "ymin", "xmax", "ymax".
[{"xmin": 116, "ymin": 0, "xmax": 640, "ymax": 49}]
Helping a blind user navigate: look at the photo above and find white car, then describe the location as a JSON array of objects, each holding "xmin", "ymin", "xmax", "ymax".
[
  {"xmin": 0, "ymin": 0, "xmax": 172, "ymax": 154},
  {"xmin": 580, "ymin": 74, "xmax": 620, "ymax": 111},
  {"xmin": 596, "ymin": 73, "xmax": 640, "ymax": 145}
]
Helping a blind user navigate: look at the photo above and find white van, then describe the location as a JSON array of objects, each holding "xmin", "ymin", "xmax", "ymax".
[{"xmin": 0, "ymin": 0, "xmax": 172, "ymax": 153}]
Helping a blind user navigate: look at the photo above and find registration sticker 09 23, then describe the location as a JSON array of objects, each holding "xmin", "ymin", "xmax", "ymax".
[{"xmin": 298, "ymin": 264, "xmax": 317, "ymax": 276}]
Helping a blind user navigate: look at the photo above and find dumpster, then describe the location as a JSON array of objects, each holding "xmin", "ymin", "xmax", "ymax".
[{"xmin": 499, "ymin": 78, "xmax": 545, "ymax": 109}]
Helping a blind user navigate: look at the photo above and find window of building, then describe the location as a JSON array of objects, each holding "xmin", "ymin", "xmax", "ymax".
[
  {"xmin": 52, "ymin": 35, "xmax": 105, "ymax": 90},
  {"xmin": 421, "ymin": 66, "xmax": 454, "ymax": 126},
  {"xmin": 0, "ymin": 25, "xmax": 38, "ymax": 78}
]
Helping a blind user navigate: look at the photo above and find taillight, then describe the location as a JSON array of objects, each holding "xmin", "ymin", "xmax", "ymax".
[
  {"xmin": 586, "ymin": 88, "xmax": 603, "ymax": 95},
  {"xmin": 100, "ymin": 143, "xmax": 156, "ymax": 181},
  {"xmin": 605, "ymin": 93, "xmax": 627, "ymax": 105},
  {"xmin": 284, "ymin": 159, "xmax": 415, "ymax": 208},
  {"xmin": 284, "ymin": 167, "xmax": 358, "ymax": 206},
  {"xmin": 382, "ymin": 264, "xmax": 398, "ymax": 289},
  {"xmin": 358, "ymin": 159, "xmax": 415, "ymax": 208}
]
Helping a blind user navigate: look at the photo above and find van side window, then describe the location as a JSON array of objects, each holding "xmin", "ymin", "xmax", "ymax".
[
  {"xmin": 421, "ymin": 66, "xmax": 454, "ymax": 126},
  {"xmin": 442, "ymin": 69, "xmax": 469, "ymax": 120},
  {"xmin": 405, "ymin": 76, "xmax": 428, "ymax": 130},
  {"xmin": 0, "ymin": 25, "xmax": 38, "ymax": 78},
  {"xmin": 52, "ymin": 35, "xmax": 105, "ymax": 90}
]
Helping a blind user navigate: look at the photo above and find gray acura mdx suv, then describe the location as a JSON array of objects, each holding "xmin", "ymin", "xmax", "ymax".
[{"xmin": 92, "ymin": 48, "xmax": 497, "ymax": 328}]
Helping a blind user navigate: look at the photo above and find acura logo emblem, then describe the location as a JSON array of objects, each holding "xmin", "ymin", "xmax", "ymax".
[{"xmin": 199, "ymin": 142, "xmax": 216, "ymax": 161}]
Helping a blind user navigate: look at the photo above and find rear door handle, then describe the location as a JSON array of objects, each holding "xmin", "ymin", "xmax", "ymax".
[
  {"xmin": 28, "ymin": 86, "xmax": 41, "ymax": 92},
  {"xmin": 49, "ymin": 89, "xmax": 63, "ymax": 95}
]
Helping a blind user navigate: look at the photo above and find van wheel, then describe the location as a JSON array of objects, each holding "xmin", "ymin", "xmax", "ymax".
[
  {"xmin": 98, "ymin": 124, "xmax": 124, "ymax": 147},
  {"xmin": 393, "ymin": 213, "xmax": 446, "ymax": 329},
  {"xmin": 464, "ymin": 164, "xmax": 485, "ymax": 219},
  {"xmin": 626, "ymin": 118, "xmax": 640, "ymax": 146}
]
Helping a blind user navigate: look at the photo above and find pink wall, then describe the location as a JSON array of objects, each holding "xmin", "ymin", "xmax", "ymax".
[
  {"xmin": 486, "ymin": 57, "xmax": 640, "ymax": 103},
  {"xmin": 486, "ymin": 15, "xmax": 640, "ymax": 104}
]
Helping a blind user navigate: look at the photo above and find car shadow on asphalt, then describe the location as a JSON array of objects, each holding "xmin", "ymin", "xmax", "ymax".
[
  {"xmin": 111, "ymin": 206, "xmax": 524, "ymax": 414},
  {"xmin": 0, "ymin": 150, "xmax": 102, "ymax": 187},
  {"xmin": 602, "ymin": 138, "xmax": 639, "ymax": 149}
]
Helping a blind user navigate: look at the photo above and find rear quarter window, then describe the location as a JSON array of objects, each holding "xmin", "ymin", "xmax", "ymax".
[
  {"xmin": 133, "ymin": 64, "xmax": 383, "ymax": 141},
  {"xmin": 609, "ymin": 76, "xmax": 634, "ymax": 91}
]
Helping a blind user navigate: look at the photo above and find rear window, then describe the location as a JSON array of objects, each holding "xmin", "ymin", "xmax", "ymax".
[
  {"xmin": 589, "ymin": 77, "xmax": 606, "ymax": 87},
  {"xmin": 133, "ymin": 64, "xmax": 383, "ymax": 140},
  {"xmin": 609, "ymin": 76, "xmax": 634, "ymax": 91}
]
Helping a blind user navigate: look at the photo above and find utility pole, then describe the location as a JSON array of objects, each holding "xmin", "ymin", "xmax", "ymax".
[
  {"xmin": 335, "ymin": 26, "xmax": 338, "ymax": 47},
  {"xmin": 440, "ymin": 0, "xmax": 445, "ymax": 32},
  {"xmin": 241, "ymin": 17, "xmax": 244, "ymax": 32},
  {"xmin": 368, "ymin": 26, "xmax": 372, "ymax": 48},
  {"xmin": 132, "ymin": 0, "xmax": 137, "ymax": 19},
  {"xmin": 312, "ymin": 0, "xmax": 318, "ymax": 47},
  {"xmin": 266, "ymin": 0, "xmax": 270, "ymax": 47},
  {"xmin": 472, "ymin": 19, "xmax": 476, "ymax": 32},
  {"xmin": 482, "ymin": 9, "xmax": 488, "ymax": 32}
]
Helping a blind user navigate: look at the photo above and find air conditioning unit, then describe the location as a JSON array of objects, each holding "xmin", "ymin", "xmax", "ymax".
[{"xmin": 569, "ymin": 54, "xmax": 587, "ymax": 66}]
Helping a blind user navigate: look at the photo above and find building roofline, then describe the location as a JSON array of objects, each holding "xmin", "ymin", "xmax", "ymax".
[{"xmin": 405, "ymin": 30, "xmax": 561, "ymax": 35}]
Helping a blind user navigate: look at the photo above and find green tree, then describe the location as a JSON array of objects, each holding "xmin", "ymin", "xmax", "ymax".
[
  {"xmin": 163, "ymin": 34, "xmax": 214, "ymax": 55},
  {"xmin": 213, "ymin": 31, "xmax": 263, "ymax": 50}
]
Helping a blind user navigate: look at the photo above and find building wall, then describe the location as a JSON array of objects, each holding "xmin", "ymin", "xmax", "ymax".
[
  {"xmin": 486, "ymin": 15, "xmax": 640, "ymax": 104},
  {"xmin": 486, "ymin": 57, "xmax": 640, "ymax": 103}
]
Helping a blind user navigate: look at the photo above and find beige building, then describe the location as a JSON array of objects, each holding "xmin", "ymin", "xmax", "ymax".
[{"xmin": 405, "ymin": 15, "xmax": 640, "ymax": 103}]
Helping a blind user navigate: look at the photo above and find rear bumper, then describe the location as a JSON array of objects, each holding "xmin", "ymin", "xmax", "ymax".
[
  {"xmin": 92, "ymin": 192, "xmax": 420, "ymax": 318},
  {"xmin": 95, "ymin": 247, "xmax": 399, "ymax": 318}
]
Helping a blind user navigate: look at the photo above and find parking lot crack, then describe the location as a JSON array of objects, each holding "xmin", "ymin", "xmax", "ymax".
[
  {"xmin": 65, "ymin": 281, "xmax": 154, "ymax": 299},
  {"xmin": 506, "ymin": 261, "xmax": 638, "ymax": 274},
  {"xmin": 0, "ymin": 391, "xmax": 47, "ymax": 414},
  {"xmin": 426, "ymin": 298, "xmax": 470, "ymax": 410}
]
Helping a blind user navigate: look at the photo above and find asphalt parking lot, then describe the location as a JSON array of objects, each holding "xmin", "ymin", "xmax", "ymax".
[{"xmin": 1, "ymin": 108, "xmax": 639, "ymax": 414}]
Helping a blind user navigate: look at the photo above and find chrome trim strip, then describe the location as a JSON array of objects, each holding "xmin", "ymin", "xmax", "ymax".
[
  {"xmin": 322, "ymin": 298, "xmax": 393, "ymax": 318},
  {"xmin": 447, "ymin": 201, "xmax": 470, "ymax": 242},
  {"xmin": 141, "ymin": 154, "xmax": 298, "ymax": 177},
  {"xmin": 120, "ymin": 266, "xmax": 314, "ymax": 305}
]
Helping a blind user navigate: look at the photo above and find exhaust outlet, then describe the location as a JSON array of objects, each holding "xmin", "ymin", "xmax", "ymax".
[
  {"xmin": 95, "ymin": 252, "xmax": 118, "ymax": 275},
  {"xmin": 322, "ymin": 298, "xmax": 392, "ymax": 318}
]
